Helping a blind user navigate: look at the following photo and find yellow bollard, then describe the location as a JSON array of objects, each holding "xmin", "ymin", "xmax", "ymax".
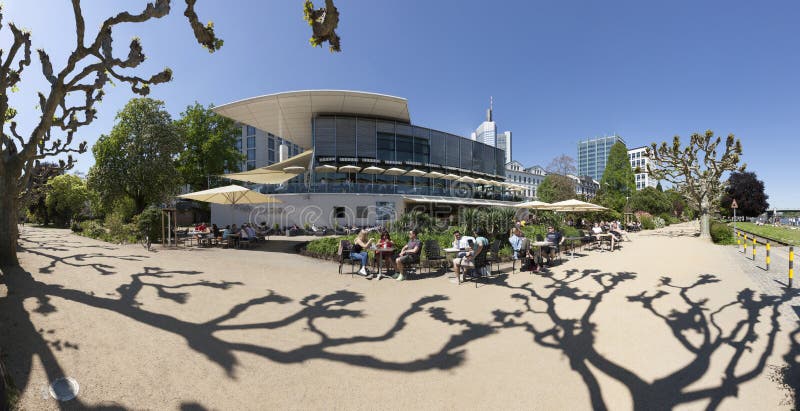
[
  {"xmin": 744, "ymin": 234, "xmax": 748, "ymax": 255},
  {"xmin": 737, "ymin": 231, "xmax": 741, "ymax": 249},
  {"xmin": 766, "ymin": 242, "xmax": 770, "ymax": 271},
  {"xmin": 752, "ymin": 237, "xmax": 756, "ymax": 261},
  {"xmin": 790, "ymin": 247, "xmax": 794, "ymax": 288}
]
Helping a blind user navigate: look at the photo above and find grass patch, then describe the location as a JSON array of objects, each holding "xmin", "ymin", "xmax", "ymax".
[{"xmin": 729, "ymin": 222, "xmax": 800, "ymax": 246}]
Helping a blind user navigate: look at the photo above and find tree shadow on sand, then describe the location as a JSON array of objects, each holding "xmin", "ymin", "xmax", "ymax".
[{"xmin": 429, "ymin": 269, "xmax": 800, "ymax": 410}]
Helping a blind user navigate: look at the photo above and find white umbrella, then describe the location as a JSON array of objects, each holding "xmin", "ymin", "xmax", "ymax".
[
  {"xmin": 405, "ymin": 169, "xmax": 427, "ymax": 177},
  {"xmin": 179, "ymin": 184, "xmax": 281, "ymax": 204},
  {"xmin": 384, "ymin": 167, "xmax": 407, "ymax": 176},
  {"xmin": 548, "ymin": 199, "xmax": 607, "ymax": 212},
  {"xmin": 514, "ymin": 200, "xmax": 553, "ymax": 209},
  {"xmin": 474, "ymin": 178, "xmax": 490, "ymax": 185},
  {"xmin": 314, "ymin": 164, "xmax": 337, "ymax": 173},
  {"xmin": 362, "ymin": 166, "xmax": 386, "ymax": 174},
  {"xmin": 425, "ymin": 171, "xmax": 445, "ymax": 179},
  {"xmin": 338, "ymin": 165, "xmax": 361, "ymax": 173},
  {"xmin": 442, "ymin": 173, "xmax": 461, "ymax": 180},
  {"xmin": 457, "ymin": 176, "xmax": 476, "ymax": 183},
  {"xmin": 283, "ymin": 166, "xmax": 306, "ymax": 174}
]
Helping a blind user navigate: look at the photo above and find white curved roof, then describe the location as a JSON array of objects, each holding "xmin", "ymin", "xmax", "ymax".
[{"xmin": 213, "ymin": 90, "xmax": 410, "ymax": 149}]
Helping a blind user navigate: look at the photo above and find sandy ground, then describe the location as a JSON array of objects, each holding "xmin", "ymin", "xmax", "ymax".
[{"xmin": 2, "ymin": 222, "xmax": 798, "ymax": 410}]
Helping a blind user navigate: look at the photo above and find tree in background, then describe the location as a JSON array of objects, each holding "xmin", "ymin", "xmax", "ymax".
[
  {"xmin": 656, "ymin": 182, "xmax": 663, "ymax": 192},
  {"xmin": 0, "ymin": 0, "xmax": 341, "ymax": 266},
  {"xmin": 45, "ymin": 174, "xmax": 88, "ymax": 227},
  {"xmin": 648, "ymin": 130, "xmax": 744, "ymax": 239},
  {"xmin": 629, "ymin": 187, "xmax": 671, "ymax": 216},
  {"xmin": 175, "ymin": 102, "xmax": 243, "ymax": 190},
  {"xmin": 665, "ymin": 189, "xmax": 688, "ymax": 219},
  {"xmin": 538, "ymin": 174, "xmax": 576, "ymax": 203},
  {"xmin": 720, "ymin": 171, "xmax": 769, "ymax": 218},
  {"xmin": 596, "ymin": 142, "xmax": 636, "ymax": 212},
  {"xmin": 88, "ymin": 98, "xmax": 182, "ymax": 214},
  {"xmin": 19, "ymin": 161, "xmax": 64, "ymax": 225},
  {"xmin": 546, "ymin": 154, "xmax": 577, "ymax": 176}
]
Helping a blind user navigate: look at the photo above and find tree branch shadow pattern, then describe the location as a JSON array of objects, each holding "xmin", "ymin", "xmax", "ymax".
[
  {"xmin": 4, "ymin": 232, "xmax": 800, "ymax": 410},
  {"xmin": 462, "ymin": 270, "xmax": 798, "ymax": 411}
]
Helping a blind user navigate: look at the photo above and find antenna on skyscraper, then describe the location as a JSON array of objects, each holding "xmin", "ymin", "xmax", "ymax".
[{"xmin": 487, "ymin": 96, "xmax": 493, "ymax": 122}]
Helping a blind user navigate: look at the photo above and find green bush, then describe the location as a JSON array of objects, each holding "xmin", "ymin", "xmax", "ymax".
[
  {"xmin": 658, "ymin": 213, "xmax": 678, "ymax": 226},
  {"xmin": 653, "ymin": 216, "xmax": 666, "ymax": 229},
  {"xmin": 640, "ymin": 215, "xmax": 655, "ymax": 230},
  {"xmin": 710, "ymin": 220, "xmax": 735, "ymax": 245},
  {"xmin": 136, "ymin": 206, "xmax": 162, "ymax": 241}
]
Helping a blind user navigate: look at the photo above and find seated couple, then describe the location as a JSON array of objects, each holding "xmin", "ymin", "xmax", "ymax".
[
  {"xmin": 452, "ymin": 228, "xmax": 490, "ymax": 282},
  {"xmin": 510, "ymin": 226, "xmax": 564, "ymax": 272}
]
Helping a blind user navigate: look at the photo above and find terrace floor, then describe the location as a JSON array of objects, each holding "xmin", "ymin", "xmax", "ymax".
[{"xmin": 2, "ymin": 223, "xmax": 798, "ymax": 410}]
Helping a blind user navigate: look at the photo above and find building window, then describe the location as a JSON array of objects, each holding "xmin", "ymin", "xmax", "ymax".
[
  {"xmin": 246, "ymin": 125, "xmax": 256, "ymax": 136},
  {"xmin": 334, "ymin": 206, "xmax": 346, "ymax": 219},
  {"xmin": 356, "ymin": 206, "xmax": 369, "ymax": 218}
]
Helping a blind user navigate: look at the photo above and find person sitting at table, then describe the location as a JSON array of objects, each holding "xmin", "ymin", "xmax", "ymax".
[
  {"xmin": 374, "ymin": 232, "xmax": 396, "ymax": 278},
  {"xmin": 453, "ymin": 228, "xmax": 489, "ymax": 281},
  {"xmin": 211, "ymin": 224, "xmax": 220, "ymax": 239},
  {"xmin": 543, "ymin": 225, "xmax": 564, "ymax": 266},
  {"xmin": 352, "ymin": 230, "xmax": 375, "ymax": 277},
  {"xmin": 509, "ymin": 227, "xmax": 526, "ymax": 260},
  {"xmin": 193, "ymin": 222, "xmax": 209, "ymax": 242},
  {"xmin": 395, "ymin": 229, "xmax": 421, "ymax": 282},
  {"xmin": 245, "ymin": 224, "xmax": 257, "ymax": 241},
  {"xmin": 221, "ymin": 225, "xmax": 232, "ymax": 242},
  {"xmin": 451, "ymin": 231, "xmax": 469, "ymax": 257}
]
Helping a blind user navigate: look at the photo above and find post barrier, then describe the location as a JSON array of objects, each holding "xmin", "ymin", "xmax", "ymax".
[
  {"xmin": 744, "ymin": 234, "xmax": 748, "ymax": 255},
  {"xmin": 752, "ymin": 237, "xmax": 756, "ymax": 260},
  {"xmin": 789, "ymin": 246, "xmax": 794, "ymax": 289},
  {"xmin": 766, "ymin": 242, "xmax": 770, "ymax": 271},
  {"xmin": 737, "ymin": 231, "xmax": 741, "ymax": 250}
]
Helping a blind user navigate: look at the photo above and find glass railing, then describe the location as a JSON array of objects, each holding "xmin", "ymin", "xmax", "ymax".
[{"xmin": 257, "ymin": 183, "xmax": 520, "ymax": 201}]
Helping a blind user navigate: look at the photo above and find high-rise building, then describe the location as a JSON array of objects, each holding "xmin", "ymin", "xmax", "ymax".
[
  {"xmin": 471, "ymin": 97, "xmax": 512, "ymax": 164},
  {"xmin": 577, "ymin": 135, "xmax": 625, "ymax": 181},
  {"xmin": 627, "ymin": 146, "xmax": 657, "ymax": 190}
]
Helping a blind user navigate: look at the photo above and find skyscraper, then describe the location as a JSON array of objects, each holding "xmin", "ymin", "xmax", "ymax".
[
  {"xmin": 471, "ymin": 97, "xmax": 512, "ymax": 163},
  {"xmin": 577, "ymin": 135, "xmax": 625, "ymax": 181}
]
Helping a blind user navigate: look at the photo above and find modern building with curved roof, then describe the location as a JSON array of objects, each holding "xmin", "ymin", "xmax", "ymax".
[{"xmin": 210, "ymin": 90, "xmax": 521, "ymax": 228}]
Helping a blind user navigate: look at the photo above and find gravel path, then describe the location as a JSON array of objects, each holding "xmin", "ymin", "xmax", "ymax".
[{"xmin": 2, "ymin": 223, "xmax": 797, "ymax": 410}]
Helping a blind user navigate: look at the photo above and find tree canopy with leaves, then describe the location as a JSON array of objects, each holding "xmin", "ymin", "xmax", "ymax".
[
  {"xmin": 175, "ymin": 102, "xmax": 243, "ymax": 191},
  {"xmin": 537, "ymin": 174, "xmax": 575, "ymax": 203},
  {"xmin": 721, "ymin": 171, "xmax": 769, "ymax": 218},
  {"xmin": 0, "ymin": 0, "xmax": 341, "ymax": 266},
  {"xmin": 88, "ymin": 98, "xmax": 182, "ymax": 214},
  {"xmin": 647, "ymin": 130, "xmax": 744, "ymax": 239},
  {"xmin": 45, "ymin": 174, "xmax": 88, "ymax": 226},
  {"xmin": 597, "ymin": 142, "xmax": 635, "ymax": 212}
]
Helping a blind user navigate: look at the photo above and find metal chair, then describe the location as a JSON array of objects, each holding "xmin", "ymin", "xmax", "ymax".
[
  {"xmin": 512, "ymin": 237, "xmax": 530, "ymax": 273},
  {"xmin": 487, "ymin": 239, "xmax": 503, "ymax": 274},
  {"xmin": 337, "ymin": 240, "xmax": 358, "ymax": 277},
  {"xmin": 460, "ymin": 247, "xmax": 489, "ymax": 288},
  {"xmin": 423, "ymin": 240, "xmax": 447, "ymax": 274}
]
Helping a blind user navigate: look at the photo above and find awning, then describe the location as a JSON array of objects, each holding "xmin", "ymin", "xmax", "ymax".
[
  {"xmin": 283, "ymin": 166, "xmax": 306, "ymax": 173},
  {"xmin": 224, "ymin": 169, "xmax": 299, "ymax": 185},
  {"xmin": 263, "ymin": 150, "xmax": 313, "ymax": 171}
]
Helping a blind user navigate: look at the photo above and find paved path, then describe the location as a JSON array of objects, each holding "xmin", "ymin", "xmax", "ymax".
[{"xmin": 1, "ymin": 223, "xmax": 798, "ymax": 410}]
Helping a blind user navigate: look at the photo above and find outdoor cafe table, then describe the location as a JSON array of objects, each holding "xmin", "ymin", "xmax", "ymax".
[
  {"xmin": 369, "ymin": 246, "xmax": 395, "ymax": 278},
  {"xmin": 563, "ymin": 236, "xmax": 585, "ymax": 258},
  {"xmin": 594, "ymin": 233, "xmax": 616, "ymax": 252},
  {"xmin": 528, "ymin": 241, "xmax": 553, "ymax": 267}
]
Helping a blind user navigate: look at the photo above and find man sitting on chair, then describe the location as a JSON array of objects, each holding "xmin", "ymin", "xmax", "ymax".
[
  {"xmin": 452, "ymin": 228, "xmax": 489, "ymax": 282},
  {"xmin": 543, "ymin": 226, "xmax": 564, "ymax": 266}
]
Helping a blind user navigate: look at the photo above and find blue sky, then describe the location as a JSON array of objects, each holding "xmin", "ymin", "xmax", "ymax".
[{"xmin": 5, "ymin": 1, "xmax": 799, "ymax": 207}]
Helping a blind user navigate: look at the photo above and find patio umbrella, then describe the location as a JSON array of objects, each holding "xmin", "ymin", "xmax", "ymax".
[
  {"xmin": 338, "ymin": 165, "xmax": 361, "ymax": 173},
  {"xmin": 361, "ymin": 166, "xmax": 386, "ymax": 174},
  {"xmin": 425, "ymin": 171, "xmax": 445, "ymax": 179},
  {"xmin": 314, "ymin": 164, "xmax": 337, "ymax": 173},
  {"xmin": 442, "ymin": 173, "xmax": 461, "ymax": 180},
  {"xmin": 514, "ymin": 200, "xmax": 553, "ymax": 209},
  {"xmin": 548, "ymin": 199, "xmax": 607, "ymax": 212},
  {"xmin": 405, "ymin": 169, "xmax": 427, "ymax": 177},
  {"xmin": 384, "ymin": 167, "xmax": 407, "ymax": 176},
  {"xmin": 457, "ymin": 176, "xmax": 476, "ymax": 183},
  {"xmin": 179, "ymin": 184, "xmax": 282, "ymax": 226}
]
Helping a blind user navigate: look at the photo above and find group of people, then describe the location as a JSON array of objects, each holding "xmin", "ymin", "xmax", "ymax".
[
  {"xmin": 508, "ymin": 226, "xmax": 564, "ymax": 273},
  {"xmin": 190, "ymin": 222, "xmax": 269, "ymax": 246},
  {"xmin": 350, "ymin": 229, "xmax": 422, "ymax": 281}
]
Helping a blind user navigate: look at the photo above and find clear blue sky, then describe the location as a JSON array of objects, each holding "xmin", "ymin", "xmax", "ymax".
[{"xmin": 5, "ymin": 1, "xmax": 799, "ymax": 208}]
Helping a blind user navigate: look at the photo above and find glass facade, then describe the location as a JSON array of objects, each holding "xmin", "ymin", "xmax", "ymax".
[{"xmin": 577, "ymin": 135, "xmax": 625, "ymax": 181}]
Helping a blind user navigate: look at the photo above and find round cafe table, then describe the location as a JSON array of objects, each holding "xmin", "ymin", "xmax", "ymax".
[{"xmin": 369, "ymin": 246, "xmax": 395, "ymax": 278}]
